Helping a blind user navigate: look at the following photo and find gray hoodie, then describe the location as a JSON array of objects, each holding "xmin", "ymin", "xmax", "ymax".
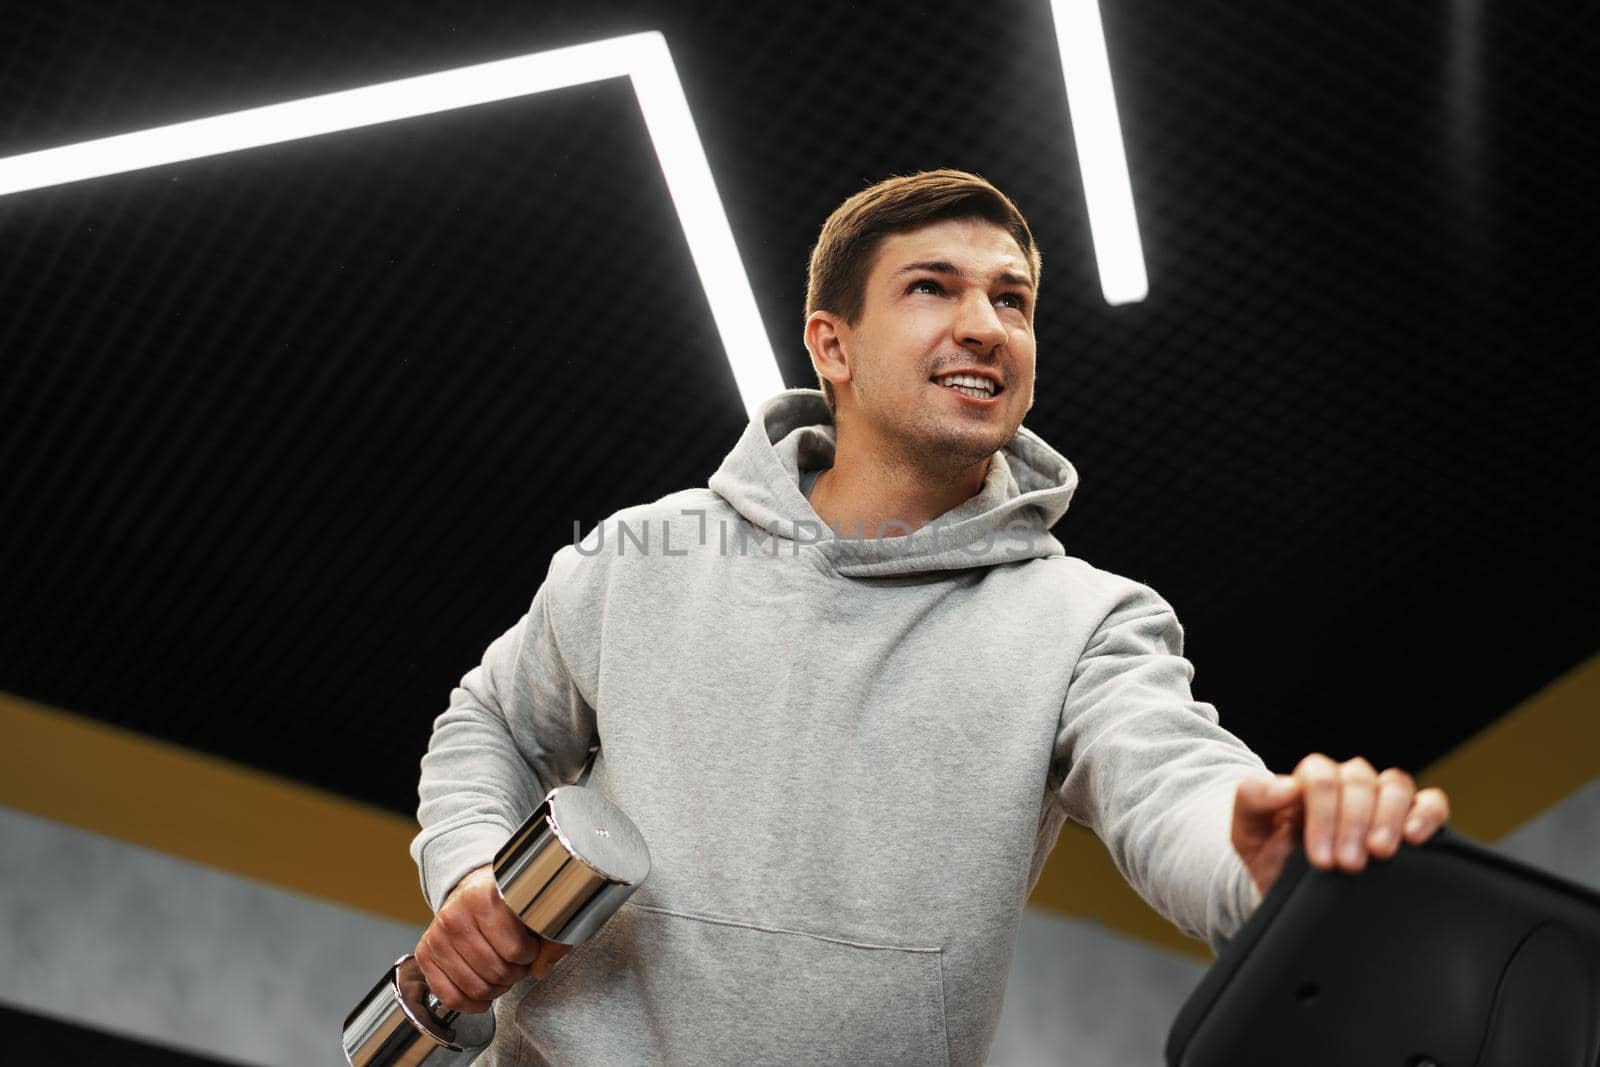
[{"xmin": 412, "ymin": 389, "xmax": 1268, "ymax": 1066}]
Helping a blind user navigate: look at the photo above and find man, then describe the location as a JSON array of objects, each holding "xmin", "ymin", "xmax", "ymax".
[{"xmin": 409, "ymin": 170, "xmax": 1450, "ymax": 1065}]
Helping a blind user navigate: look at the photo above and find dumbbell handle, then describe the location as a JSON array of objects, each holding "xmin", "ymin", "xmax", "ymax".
[{"xmin": 425, "ymin": 991, "xmax": 459, "ymax": 1029}]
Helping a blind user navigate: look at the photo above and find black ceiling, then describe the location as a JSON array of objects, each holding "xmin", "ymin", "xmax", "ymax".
[{"xmin": 2, "ymin": 0, "xmax": 1594, "ymax": 814}]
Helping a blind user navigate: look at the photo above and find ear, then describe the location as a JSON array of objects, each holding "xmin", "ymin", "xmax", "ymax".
[{"xmin": 804, "ymin": 310, "xmax": 853, "ymax": 391}]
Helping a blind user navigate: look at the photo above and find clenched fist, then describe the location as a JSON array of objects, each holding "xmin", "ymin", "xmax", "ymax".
[{"xmin": 414, "ymin": 865, "xmax": 573, "ymax": 1014}]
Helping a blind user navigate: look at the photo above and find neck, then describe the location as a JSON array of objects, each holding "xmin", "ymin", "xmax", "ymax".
[{"xmin": 809, "ymin": 429, "xmax": 992, "ymax": 539}]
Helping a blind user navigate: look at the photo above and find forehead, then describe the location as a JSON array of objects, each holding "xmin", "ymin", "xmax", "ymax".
[{"xmin": 870, "ymin": 218, "xmax": 1030, "ymax": 281}]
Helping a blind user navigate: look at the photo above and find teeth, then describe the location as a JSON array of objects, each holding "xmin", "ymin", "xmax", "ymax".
[{"xmin": 934, "ymin": 373, "xmax": 996, "ymax": 396}]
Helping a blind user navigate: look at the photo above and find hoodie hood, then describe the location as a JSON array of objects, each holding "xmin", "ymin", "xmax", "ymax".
[{"xmin": 708, "ymin": 389, "xmax": 1078, "ymax": 578}]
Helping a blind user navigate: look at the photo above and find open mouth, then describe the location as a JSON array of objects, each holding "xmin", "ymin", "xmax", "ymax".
[{"xmin": 931, "ymin": 372, "xmax": 1003, "ymax": 400}]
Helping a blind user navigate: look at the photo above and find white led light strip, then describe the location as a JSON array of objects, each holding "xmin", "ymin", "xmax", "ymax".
[
  {"xmin": 0, "ymin": 31, "xmax": 786, "ymax": 417},
  {"xmin": 1050, "ymin": 0, "xmax": 1149, "ymax": 305}
]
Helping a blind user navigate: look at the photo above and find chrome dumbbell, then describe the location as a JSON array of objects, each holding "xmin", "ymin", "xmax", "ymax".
[{"xmin": 342, "ymin": 786, "xmax": 650, "ymax": 1066}]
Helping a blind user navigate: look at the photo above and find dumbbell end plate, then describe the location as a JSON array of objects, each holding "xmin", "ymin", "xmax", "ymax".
[
  {"xmin": 341, "ymin": 955, "xmax": 495, "ymax": 1067},
  {"xmin": 494, "ymin": 786, "xmax": 651, "ymax": 945}
]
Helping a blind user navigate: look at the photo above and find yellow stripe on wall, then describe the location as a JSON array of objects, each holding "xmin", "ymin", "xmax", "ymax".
[
  {"xmin": 1029, "ymin": 824, "xmax": 1210, "ymax": 959},
  {"xmin": 4, "ymin": 650, "xmax": 1597, "ymax": 956},
  {"xmin": 0, "ymin": 691, "xmax": 430, "ymax": 926},
  {"xmin": 1414, "ymin": 652, "xmax": 1600, "ymax": 841}
]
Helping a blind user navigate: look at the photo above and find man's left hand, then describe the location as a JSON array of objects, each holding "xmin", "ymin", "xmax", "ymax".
[{"xmin": 1232, "ymin": 754, "xmax": 1452, "ymax": 899}]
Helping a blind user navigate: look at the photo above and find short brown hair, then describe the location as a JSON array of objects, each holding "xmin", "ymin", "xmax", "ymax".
[{"xmin": 804, "ymin": 169, "xmax": 1043, "ymax": 416}]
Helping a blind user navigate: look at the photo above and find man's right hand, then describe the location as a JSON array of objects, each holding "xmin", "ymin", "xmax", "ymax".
[{"xmin": 414, "ymin": 865, "xmax": 571, "ymax": 1014}]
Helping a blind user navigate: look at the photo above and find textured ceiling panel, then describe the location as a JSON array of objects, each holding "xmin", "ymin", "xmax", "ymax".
[{"xmin": 1, "ymin": 0, "xmax": 1594, "ymax": 811}]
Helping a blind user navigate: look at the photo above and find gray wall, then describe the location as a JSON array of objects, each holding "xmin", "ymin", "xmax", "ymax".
[{"xmin": 4, "ymin": 778, "xmax": 1598, "ymax": 1065}]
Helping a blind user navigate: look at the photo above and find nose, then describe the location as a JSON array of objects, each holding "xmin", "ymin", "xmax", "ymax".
[{"xmin": 955, "ymin": 291, "xmax": 1008, "ymax": 353}]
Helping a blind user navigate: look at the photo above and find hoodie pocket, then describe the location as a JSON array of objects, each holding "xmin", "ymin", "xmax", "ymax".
[{"xmin": 506, "ymin": 901, "xmax": 951, "ymax": 1067}]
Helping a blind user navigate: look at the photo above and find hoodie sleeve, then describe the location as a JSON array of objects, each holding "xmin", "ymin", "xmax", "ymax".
[
  {"xmin": 1052, "ymin": 578, "xmax": 1269, "ymax": 951},
  {"xmin": 409, "ymin": 560, "xmax": 597, "ymax": 912}
]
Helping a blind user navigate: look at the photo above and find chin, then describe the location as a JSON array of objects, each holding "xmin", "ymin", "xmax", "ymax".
[{"xmin": 925, "ymin": 427, "xmax": 1012, "ymax": 468}]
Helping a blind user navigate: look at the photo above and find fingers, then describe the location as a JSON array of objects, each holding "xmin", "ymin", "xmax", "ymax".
[
  {"xmin": 414, "ymin": 961, "xmax": 483, "ymax": 1015},
  {"xmin": 531, "ymin": 938, "xmax": 575, "ymax": 981},
  {"xmin": 1296, "ymin": 754, "xmax": 1382, "ymax": 872},
  {"xmin": 1235, "ymin": 774, "xmax": 1301, "ymax": 816},
  {"xmin": 1405, "ymin": 786, "xmax": 1451, "ymax": 843},
  {"xmin": 1230, "ymin": 775, "xmax": 1305, "ymax": 901},
  {"xmin": 1295, "ymin": 753, "xmax": 1342, "ymax": 868},
  {"xmin": 1367, "ymin": 768, "xmax": 1416, "ymax": 859},
  {"xmin": 476, "ymin": 894, "xmax": 544, "ymax": 968},
  {"xmin": 417, "ymin": 866, "xmax": 543, "ymax": 1013},
  {"xmin": 415, "ymin": 931, "xmax": 496, "ymax": 1015},
  {"xmin": 438, "ymin": 907, "xmax": 532, "ymax": 993},
  {"xmin": 1290, "ymin": 755, "xmax": 1452, "ymax": 874},
  {"xmin": 1331, "ymin": 757, "xmax": 1378, "ymax": 872}
]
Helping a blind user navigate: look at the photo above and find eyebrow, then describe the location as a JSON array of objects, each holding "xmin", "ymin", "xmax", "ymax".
[{"xmin": 892, "ymin": 259, "xmax": 1034, "ymax": 290}]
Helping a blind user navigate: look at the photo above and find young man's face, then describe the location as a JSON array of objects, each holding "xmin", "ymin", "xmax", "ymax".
[{"xmin": 832, "ymin": 217, "xmax": 1037, "ymax": 471}]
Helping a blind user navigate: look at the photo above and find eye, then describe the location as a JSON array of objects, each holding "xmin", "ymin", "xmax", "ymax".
[
  {"xmin": 907, "ymin": 278, "xmax": 944, "ymax": 296},
  {"xmin": 996, "ymin": 292, "xmax": 1028, "ymax": 311}
]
